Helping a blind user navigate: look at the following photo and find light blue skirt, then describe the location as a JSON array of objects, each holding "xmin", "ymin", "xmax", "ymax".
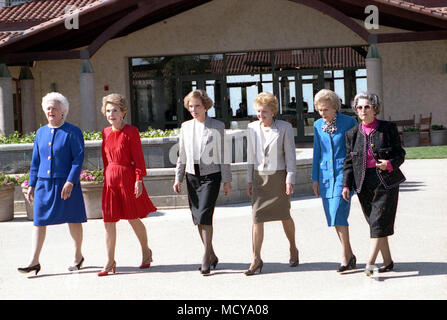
[
  {"xmin": 322, "ymin": 195, "xmax": 352, "ymax": 227},
  {"xmin": 33, "ymin": 178, "xmax": 87, "ymax": 226}
]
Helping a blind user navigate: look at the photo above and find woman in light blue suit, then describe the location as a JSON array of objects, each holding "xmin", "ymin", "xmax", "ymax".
[{"xmin": 312, "ymin": 89, "xmax": 358, "ymax": 272}]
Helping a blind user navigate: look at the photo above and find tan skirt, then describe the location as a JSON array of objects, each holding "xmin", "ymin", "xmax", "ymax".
[{"xmin": 252, "ymin": 170, "xmax": 291, "ymax": 223}]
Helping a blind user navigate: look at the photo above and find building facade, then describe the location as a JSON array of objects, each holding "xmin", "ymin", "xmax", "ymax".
[{"xmin": 1, "ymin": 0, "xmax": 447, "ymax": 141}]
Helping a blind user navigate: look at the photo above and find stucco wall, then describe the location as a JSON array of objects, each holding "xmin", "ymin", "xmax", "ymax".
[
  {"xmin": 15, "ymin": 0, "xmax": 447, "ymax": 131},
  {"xmin": 379, "ymin": 40, "xmax": 447, "ymax": 125}
]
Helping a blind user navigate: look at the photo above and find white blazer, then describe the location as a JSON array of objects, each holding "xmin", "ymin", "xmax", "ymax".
[
  {"xmin": 247, "ymin": 119, "xmax": 296, "ymax": 184},
  {"xmin": 175, "ymin": 116, "xmax": 232, "ymax": 183}
]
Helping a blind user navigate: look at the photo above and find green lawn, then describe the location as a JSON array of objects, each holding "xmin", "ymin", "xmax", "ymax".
[{"xmin": 404, "ymin": 145, "xmax": 447, "ymax": 159}]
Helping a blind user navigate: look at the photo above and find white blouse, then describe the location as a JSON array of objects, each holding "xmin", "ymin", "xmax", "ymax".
[{"xmin": 193, "ymin": 119, "xmax": 205, "ymax": 162}]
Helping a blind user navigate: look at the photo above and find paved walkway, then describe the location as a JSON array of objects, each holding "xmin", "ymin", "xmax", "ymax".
[{"xmin": 0, "ymin": 159, "xmax": 446, "ymax": 300}]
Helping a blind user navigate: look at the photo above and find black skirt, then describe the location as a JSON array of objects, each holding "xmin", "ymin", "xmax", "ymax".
[
  {"xmin": 357, "ymin": 168, "xmax": 399, "ymax": 238},
  {"xmin": 186, "ymin": 168, "xmax": 222, "ymax": 226}
]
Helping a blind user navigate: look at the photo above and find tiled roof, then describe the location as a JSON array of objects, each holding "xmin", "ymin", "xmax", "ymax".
[
  {"xmin": 0, "ymin": 0, "xmax": 100, "ymax": 23},
  {"xmin": 375, "ymin": 0, "xmax": 447, "ymax": 20}
]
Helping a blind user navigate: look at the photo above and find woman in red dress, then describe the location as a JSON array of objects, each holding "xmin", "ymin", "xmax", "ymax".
[{"xmin": 98, "ymin": 93, "xmax": 157, "ymax": 276}]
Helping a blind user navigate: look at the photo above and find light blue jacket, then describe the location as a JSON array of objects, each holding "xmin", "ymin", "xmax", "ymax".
[
  {"xmin": 29, "ymin": 122, "xmax": 85, "ymax": 187},
  {"xmin": 312, "ymin": 112, "xmax": 357, "ymax": 198}
]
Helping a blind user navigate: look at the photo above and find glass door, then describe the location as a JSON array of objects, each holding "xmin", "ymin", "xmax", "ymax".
[
  {"xmin": 275, "ymin": 70, "xmax": 323, "ymax": 142},
  {"xmin": 177, "ymin": 75, "xmax": 226, "ymax": 124}
]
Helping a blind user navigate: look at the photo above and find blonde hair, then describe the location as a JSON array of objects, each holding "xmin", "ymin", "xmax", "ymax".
[
  {"xmin": 314, "ymin": 89, "xmax": 341, "ymax": 111},
  {"xmin": 42, "ymin": 92, "xmax": 69, "ymax": 120},
  {"xmin": 183, "ymin": 89, "xmax": 214, "ymax": 110},
  {"xmin": 253, "ymin": 92, "xmax": 279, "ymax": 115},
  {"xmin": 102, "ymin": 93, "xmax": 128, "ymax": 116}
]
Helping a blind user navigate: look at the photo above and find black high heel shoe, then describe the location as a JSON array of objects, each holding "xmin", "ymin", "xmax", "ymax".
[
  {"xmin": 68, "ymin": 257, "xmax": 84, "ymax": 271},
  {"xmin": 378, "ymin": 261, "xmax": 394, "ymax": 273},
  {"xmin": 211, "ymin": 257, "xmax": 219, "ymax": 270},
  {"xmin": 289, "ymin": 249, "xmax": 299, "ymax": 267},
  {"xmin": 337, "ymin": 255, "xmax": 356, "ymax": 272},
  {"xmin": 18, "ymin": 264, "xmax": 41, "ymax": 276},
  {"xmin": 199, "ymin": 256, "xmax": 219, "ymax": 271}
]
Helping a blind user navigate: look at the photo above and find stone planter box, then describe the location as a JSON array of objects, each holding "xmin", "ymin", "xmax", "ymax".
[
  {"xmin": 0, "ymin": 184, "xmax": 15, "ymax": 221},
  {"xmin": 0, "ymin": 129, "xmax": 251, "ymax": 174},
  {"xmin": 81, "ymin": 182, "xmax": 104, "ymax": 219},
  {"xmin": 430, "ymin": 129, "xmax": 447, "ymax": 146},
  {"xmin": 402, "ymin": 131, "xmax": 420, "ymax": 147},
  {"xmin": 21, "ymin": 186, "xmax": 34, "ymax": 221},
  {"xmin": 0, "ymin": 137, "xmax": 179, "ymax": 174}
]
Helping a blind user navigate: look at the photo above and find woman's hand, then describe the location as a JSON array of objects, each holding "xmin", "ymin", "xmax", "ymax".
[
  {"xmin": 286, "ymin": 183, "xmax": 294, "ymax": 196},
  {"xmin": 223, "ymin": 182, "xmax": 231, "ymax": 196},
  {"xmin": 173, "ymin": 181, "xmax": 181, "ymax": 194},
  {"xmin": 26, "ymin": 186, "xmax": 35, "ymax": 203},
  {"xmin": 342, "ymin": 188, "xmax": 350, "ymax": 202},
  {"xmin": 135, "ymin": 180, "xmax": 143, "ymax": 198},
  {"xmin": 61, "ymin": 181, "xmax": 74, "ymax": 200},
  {"xmin": 247, "ymin": 182, "xmax": 253, "ymax": 198},
  {"xmin": 376, "ymin": 159, "xmax": 388, "ymax": 171},
  {"xmin": 312, "ymin": 181, "xmax": 320, "ymax": 197}
]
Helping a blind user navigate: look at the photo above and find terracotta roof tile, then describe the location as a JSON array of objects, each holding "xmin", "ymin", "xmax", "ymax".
[
  {"xmin": 375, "ymin": 0, "xmax": 447, "ymax": 20},
  {"xmin": 0, "ymin": 0, "xmax": 100, "ymax": 23}
]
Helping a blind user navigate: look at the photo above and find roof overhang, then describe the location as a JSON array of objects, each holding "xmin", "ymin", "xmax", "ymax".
[{"xmin": 0, "ymin": 0, "xmax": 446, "ymax": 66}]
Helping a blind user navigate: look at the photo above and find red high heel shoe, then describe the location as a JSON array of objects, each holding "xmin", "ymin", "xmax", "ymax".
[
  {"xmin": 139, "ymin": 249, "xmax": 153, "ymax": 269},
  {"xmin": 98, "ymin": 261, "xmax": 116, "ymax": 277}
]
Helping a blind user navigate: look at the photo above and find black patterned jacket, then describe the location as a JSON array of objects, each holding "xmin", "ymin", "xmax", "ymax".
[{"xmin": 343, "ymin": 119, "xmax": 406, "ymax": 193}]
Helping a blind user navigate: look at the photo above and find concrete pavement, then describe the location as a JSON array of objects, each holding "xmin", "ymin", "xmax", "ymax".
[{"xmin": 0, "ymin": 159, "xmax": 446, "ymax": 300}]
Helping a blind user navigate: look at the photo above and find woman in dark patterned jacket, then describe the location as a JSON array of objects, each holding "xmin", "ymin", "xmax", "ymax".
[{"xmin": 342, "ymin": 92, "xmax": 406, "ymax": 276}]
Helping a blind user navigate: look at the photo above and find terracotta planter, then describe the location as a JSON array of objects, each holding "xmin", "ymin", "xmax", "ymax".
[
  {"xmin": 21, "ymin": 186, "xmax": 34, "ymax": 221},
  {"xmin": 0, "ymin": 184, "xmax": 15, "ymax": 222},
  {"xmin": 430, "ymin": 129, "xmax": 447, "ymax": 146},
  {"xmin": 402, "ymin": 131, "xmax": 420, "ymax": 147},
  {"xmin": 81, "ymin": 182, "xmax": 103, "ymax": 219}
]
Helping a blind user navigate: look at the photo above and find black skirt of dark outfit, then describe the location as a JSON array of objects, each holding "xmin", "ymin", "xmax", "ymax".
[
  {"xmin": 186, "ymin": 164, "xmax": 222, "ymax": 225},
  {"xmin": 357, "ymin": 168, "xmax": 399, "ymax": 238}
]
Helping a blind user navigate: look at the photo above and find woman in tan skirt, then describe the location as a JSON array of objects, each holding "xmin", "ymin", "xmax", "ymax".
[{"xmin": 245, "ymin": 92, "xmax": 299, "ymax": 275}]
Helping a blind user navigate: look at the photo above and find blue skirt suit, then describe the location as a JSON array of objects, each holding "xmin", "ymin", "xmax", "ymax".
[
  {"xmin": 29, "ymin": 122, "xmax": 87, "ymax": 226},
  {"xmin": 312, "ymin": 112, "xmax": 357, "ymax": 226}
]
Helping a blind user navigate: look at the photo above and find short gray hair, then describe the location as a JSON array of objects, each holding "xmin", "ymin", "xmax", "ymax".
[
  {"xmin": 42, "ymin": 92, "xmax": 69, "ymax": 120},
  {"xmin": 352, "ymin": 92, "xmax": 381, "ymax": 115}
]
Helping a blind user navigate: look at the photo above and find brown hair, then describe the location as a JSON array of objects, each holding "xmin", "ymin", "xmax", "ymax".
[
  {"xmin": 183, "ymin": 89, "xmax": 214, "ymax": 111},
  {"xmin": 101, "ymin": 93, "xmax": 128, "ymax": 116}
]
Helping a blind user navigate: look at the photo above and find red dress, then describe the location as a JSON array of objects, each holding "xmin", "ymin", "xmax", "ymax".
[{"xmin": 101, "ymin": 125, "xmax": 157, "ymax": 222}]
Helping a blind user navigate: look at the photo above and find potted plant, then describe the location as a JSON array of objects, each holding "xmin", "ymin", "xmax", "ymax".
[
  {"xmin": 402, "ymin": 127, "xmax": 420, "ymax": 147},
  {"xmin": 0, "ymin": 172, "xmax": 17, "ymax": 222},
  {"xmin": 430, "ymin": 125, "xmax": 447, "ymax": 146},
  {"xmin": 80, "ymin": 169, "xmax": 104, "ymax": 219},
  {"xmin": 17, "ymin": 172, "xmax": 33, "ymax": 221}
]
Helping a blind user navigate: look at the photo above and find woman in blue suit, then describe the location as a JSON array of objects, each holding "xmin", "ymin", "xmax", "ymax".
[
  {"xmin": 18, "ymin": 92, "xmax": 87, "ymax": 276},
  {"xmin": 312, "ymin": 89, "xmax": 358, "ymax": 272}
]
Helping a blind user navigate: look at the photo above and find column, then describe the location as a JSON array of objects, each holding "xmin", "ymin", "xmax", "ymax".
[
  {"xmin": 0, "ymin": 64, "xmax": 13, "ymax": 136},
  {"xmin": 80, "ymin": 59, "xmax": 96, "ymax": 131},
  {"xmin": 365, "ymin": 44, "xmax": 384, "ymax": 119},
  {"xmin": 19, "ymin": 66, "xmax": 36, "ymax": 133}
]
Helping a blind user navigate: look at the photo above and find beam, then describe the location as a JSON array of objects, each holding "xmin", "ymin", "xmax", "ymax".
[
  {"xmin": 0, "ymin": 50, "xmax": 81, "ymax": 64},
  {"xmin": 376, "ymin": 30, "xmax": 447, "ymax": 43},
  {"xmin": 87, "ymin": 0, "xmax": 194, "ymax": 57},
  {"xmin": 338, "ymin": 0, "xmax": 447, "ymax": 30},
  {"xmin": 288, "ymin": 0, "xmax": 371, "ymax": 42}
]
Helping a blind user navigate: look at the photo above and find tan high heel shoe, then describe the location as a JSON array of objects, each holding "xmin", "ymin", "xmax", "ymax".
[
  {"xmin": 139, "ymin": 249, "xmax": 153, "ymax": 269},
  {"xmin": 244, "ymin": 259, "xmax": 263, "ymax": 276}
]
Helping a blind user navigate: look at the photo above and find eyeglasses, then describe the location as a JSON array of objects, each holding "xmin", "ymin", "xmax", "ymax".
[{"xmin": 355, "ymin": 105, "xmax": 372, "ymax": 111}]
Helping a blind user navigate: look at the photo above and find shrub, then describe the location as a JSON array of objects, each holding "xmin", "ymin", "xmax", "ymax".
[{"xmin": 80, "ymin": 169, "xmax": 104, "ymax": 184}]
